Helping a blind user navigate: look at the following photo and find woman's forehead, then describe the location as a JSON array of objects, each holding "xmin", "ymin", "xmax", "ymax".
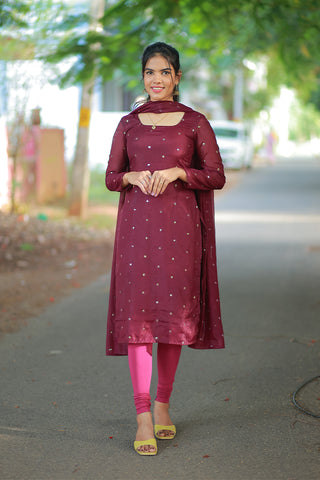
[{"xmin": 144, "ymin": 55, "xmax": 172, "ymax": 70}]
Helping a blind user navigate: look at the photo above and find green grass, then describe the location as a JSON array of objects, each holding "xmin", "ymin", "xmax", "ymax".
[
  {"xmin": 79, "ymin": 213, "xmax": 117, "ymax": 230},
  {"xmin": 28, "ymin": 204, "xmax": 117, "ymax": 231},
  {"xmin": 15, "ymin": 165, "xmax": 120, "ymax": 232},
  {"xmin": 88, "ymin": 165, "xmax": 119, "ymax": 205}
]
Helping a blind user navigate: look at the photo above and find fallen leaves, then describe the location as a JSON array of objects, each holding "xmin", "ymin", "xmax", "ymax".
[
  {"xmin": 0, "ymin": 211, "xmax": 114, "ymax": 336},
  {"xmin": 0, "ymin": 211, "xmax": 111, "ymax": 274}
]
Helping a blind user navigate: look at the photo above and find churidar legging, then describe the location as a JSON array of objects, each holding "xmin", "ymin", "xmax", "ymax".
[{"xmin": 128, "ymin": 343, "xmax": 182, "ymax": 415}]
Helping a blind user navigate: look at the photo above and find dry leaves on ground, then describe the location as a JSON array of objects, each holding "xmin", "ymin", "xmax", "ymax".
[{"xmin": 0, "ymin": 212, "xmax": 114, "ymax": 336}]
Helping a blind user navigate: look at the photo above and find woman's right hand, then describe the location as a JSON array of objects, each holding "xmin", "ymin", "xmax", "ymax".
[{"xmin": 122, "ymin": 170, "xmax": 152, "ymax": 195}]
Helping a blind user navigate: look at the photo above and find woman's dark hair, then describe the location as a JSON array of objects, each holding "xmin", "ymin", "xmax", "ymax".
[{"xmin": 141, "ymin": 42, "xmax": 181, "ymax": 102}]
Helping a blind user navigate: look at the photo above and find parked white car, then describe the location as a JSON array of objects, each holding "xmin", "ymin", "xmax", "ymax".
[{"xmin": 210, "ymin": 120, "xmax": 254, "ymax": 169}]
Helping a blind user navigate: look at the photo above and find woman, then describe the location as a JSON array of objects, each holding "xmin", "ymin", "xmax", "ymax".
[{"xmin": 105, "ymin": 42, "xmax": 225, "ymax": 455}]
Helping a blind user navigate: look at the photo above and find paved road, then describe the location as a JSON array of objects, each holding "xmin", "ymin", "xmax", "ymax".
[{"xmin": 1, "ymin": 158, "xmax": 319, "ymax": 480}]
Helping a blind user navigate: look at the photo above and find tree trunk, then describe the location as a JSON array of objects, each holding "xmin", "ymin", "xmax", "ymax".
[
  {"xmin": 10, "ymin": 153, "xmax": 17, "ymax": 214},
  {"xmin": 68, "ymin": 0, "xmax": 105, "ymax": 218},
  {"xmin": 8, "ymin": 114, "xmax": 25, "ymax": 214},
  {"xmin": 68, "ymin": 83, "xmax": 92, "ymax": 217}
]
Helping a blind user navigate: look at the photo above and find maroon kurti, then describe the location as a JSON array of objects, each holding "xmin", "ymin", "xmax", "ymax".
[{"xmin": 105, "ymin": 101, "xmax": 225, "ymax": 356}]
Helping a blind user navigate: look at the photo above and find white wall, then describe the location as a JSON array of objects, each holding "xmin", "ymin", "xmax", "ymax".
[{"xmin": 88, "ymin": 111, "xmax": 128, "ymax": 167}]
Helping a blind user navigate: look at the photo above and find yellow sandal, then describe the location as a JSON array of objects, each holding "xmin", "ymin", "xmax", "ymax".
[
  {"xmin": 154, "ymin": 424, "xmax": 176, "ymax": 440},
  {"xmin": 134, "ymin": 438, "xmax": 158, "ymax": 456}
]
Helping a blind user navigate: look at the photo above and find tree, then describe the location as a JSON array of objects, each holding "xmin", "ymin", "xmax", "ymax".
[
  {"xmin": 46, "ymin": 1, "xmax": 320, "ymax": 97},
  {"xmin": 46, "ymin": 0, "xmax": 162, "ymax": 217},
  {"xmin": 0, "ymin": 0, "xmax": 30, "ymax": 29},
  {"xmin": 68, "ymin": 0, "xmax": 105, "ymax": 217},
  {"xmin": 43, "ymin": 0, "xmax": 320, "ymax": 215},
  {"xmin": 3, "ymin": 0, "xmax": 320, "ymax": 214}
]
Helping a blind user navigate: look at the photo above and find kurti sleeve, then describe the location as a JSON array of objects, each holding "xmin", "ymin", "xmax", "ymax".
[
  {"xmin": 180, "ymin": 115, "xmax": 225, "ymax": 191},
  {"xmin": 105, "ymin": 118, "xmax": 130, "ymax": 192}
]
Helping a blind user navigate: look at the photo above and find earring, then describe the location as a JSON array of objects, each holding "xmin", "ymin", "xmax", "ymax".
[{"xmin": 173, "ymin": 85, "xmax": 179, "ymax": 96}]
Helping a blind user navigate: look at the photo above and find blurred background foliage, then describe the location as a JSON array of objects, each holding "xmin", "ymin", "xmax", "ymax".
[
  {"xmin": 1, "ymin": 0, "xmax": 320, "ymax": 117},
  {"xmin": 1, "ymin": 0, "xmax": 320, "ymax": 217}
]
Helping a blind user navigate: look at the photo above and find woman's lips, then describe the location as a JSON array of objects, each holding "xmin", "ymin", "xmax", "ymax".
[{"xmin": 151, "ymin": 87, "xmax": 164, "ymax": 92}]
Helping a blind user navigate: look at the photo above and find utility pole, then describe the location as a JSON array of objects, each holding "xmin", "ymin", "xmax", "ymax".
[{"xmin": 68, "ymin": 0, "xmax": 105, "ymax": 217}]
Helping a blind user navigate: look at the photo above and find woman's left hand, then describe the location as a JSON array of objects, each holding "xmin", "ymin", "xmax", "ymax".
[{"xmin": 148, "ymin": 167, "xmax": 187, "ymax": 196}]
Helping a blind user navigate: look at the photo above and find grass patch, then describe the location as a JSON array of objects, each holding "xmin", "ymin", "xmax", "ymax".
[
  {"xmin": 78, "ymin": 213, "xmax": 117, "ymax": 230},
  {"xmin": 89, "ymin": 164, "xmax": 119, "ymax": 205},
  {"xmin": 27, "ymin": 204, "xmax": 117, "ymax": 231},
  {"xmin": 12, "ymin": 165, "xmax": 120, "ymax": 231}
]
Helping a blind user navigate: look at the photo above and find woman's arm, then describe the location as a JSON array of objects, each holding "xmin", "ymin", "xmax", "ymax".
[
  {"xmin": 105, "ymin": 119, "xmax": 130, "ymax": 192},
  {"xmin": 105, "ymin": 118, "xmax": 153, "ymax": 195},
  {"xmin": 146, "ymin": 115, "xmax": 225, "ymax": 197},
  {"xmin": 179, "ymin": 115, "xmax": 226, "ymax": 191}
]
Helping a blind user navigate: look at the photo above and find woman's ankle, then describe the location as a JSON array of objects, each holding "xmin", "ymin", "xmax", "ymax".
[
  {"xmin": 135, "ymin": 412, "xmax": 154, "ymax": 441},
  {"xmin": 137, "ymin": 411, "xmax": 153, "ymax": 426},
  {"xmin": 153, "ymin": 401, "xmax": 173, "ymax": 425},
  {"xmin": 154, "ymin": 400, "xmax": 170, "ymax": 409}
]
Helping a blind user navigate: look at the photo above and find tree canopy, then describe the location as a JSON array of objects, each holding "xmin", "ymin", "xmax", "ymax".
[{"xmin": 1, "ymin": 0, "xmax": 320, "ymax": 110}]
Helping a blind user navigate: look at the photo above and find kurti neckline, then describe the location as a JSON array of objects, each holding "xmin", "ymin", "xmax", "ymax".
[{"xmin": 137, "ymin": 112, "xmax": 185, "ymax": 128}]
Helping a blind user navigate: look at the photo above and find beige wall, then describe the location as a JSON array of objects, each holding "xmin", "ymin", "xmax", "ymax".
[{"xmin": 36, "ymin": 128, "xmax": 66, "ymax": 203}]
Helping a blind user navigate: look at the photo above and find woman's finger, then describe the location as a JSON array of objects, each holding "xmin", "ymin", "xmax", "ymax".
[
  {"xmin": 158, "ymin": 179, "xmax": 169, "ymax": 195},
  {"xmin": 149, "ymin": 173, "xmax": 162, "ymax": 196},
  {"xmin": 147, "ymin": 173, "xmax": 157, "ymax": 195},
  {"xmin": 139, "ymin": 173, "xmax": 152, "ymax": 194},
  {"xmin": 154, "ymin": 176, "xmax": 169, "ymax": 195},
  {"xmin": 128, "ymin": 170, "xmax": 151, "ymax": 194},
  {"xmin": 137, "ymin": 179, "xmax": 148, "ymax": 194}
]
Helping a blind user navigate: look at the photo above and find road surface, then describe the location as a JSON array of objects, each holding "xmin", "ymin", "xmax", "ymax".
[{"xmin": 1, "ymin": 158, "xmax": 319, "ymax": 480}]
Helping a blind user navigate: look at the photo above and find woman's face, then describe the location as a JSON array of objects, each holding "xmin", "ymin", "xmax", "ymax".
[{"xmin": 143, "ymin": 54, "xmax": 181, "ymax": 102}]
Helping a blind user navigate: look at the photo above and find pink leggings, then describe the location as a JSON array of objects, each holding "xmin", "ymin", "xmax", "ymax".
[{"xmin": 128, "ymin": 343, "xmax": 182, "ymax": 415}]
